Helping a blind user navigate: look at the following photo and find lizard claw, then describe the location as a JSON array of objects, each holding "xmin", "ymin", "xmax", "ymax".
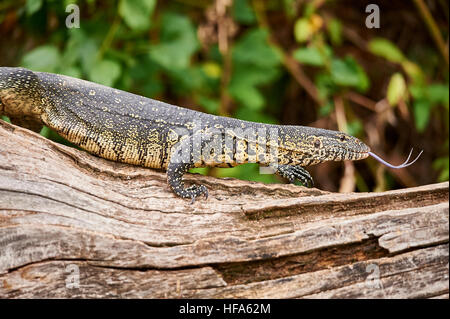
[{"xmin": 187, "ymin": 184, "xmax": 209, "ymax": 204}]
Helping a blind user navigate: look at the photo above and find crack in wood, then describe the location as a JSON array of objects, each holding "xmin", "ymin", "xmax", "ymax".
[{"xmin": 211, "ymin": 236, "xmax": 389, "ymax": 285}]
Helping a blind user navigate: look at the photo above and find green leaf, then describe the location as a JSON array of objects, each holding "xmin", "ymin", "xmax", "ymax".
[
  {"xmin": 293, "ymin": 46, "xmax": 330, "ymax": 66},
  {"xmin": 216, "ymin": 163, "xmax": 280, "ymax": 184},
  {"xmin": 303, "ymin": 2, "xmax": 316, "ymax": 17},
  {"xmin": 410, "ymin": 83, "xmax": 449, "ymax": 108},
  {"xmin": 409, "ymin": 85, "xmax": 424, "ymax": 99},
  {"xmin": 283, "ymin": 0, "xmax": 297, "ymax": 17},
  {"xmin": 315, "ymin": 73, "xmax": 337, "ymax": 100},
  {"xmin": 119, "ymin": 0, "xmax": 156, "ymax": 31},
  {"xmin": 202, "ymin": 62, "xmax": 222, "ymax": 79},
  {"xmin": 229, "ymin": 84, "xmax": 265, "ymax": 110},
  {"xmin": 234, "ymin": 107, "xmax": 277, "ymax": 124},
  {"xmin": 368, "ymin": 38, "xmax": 406, "ymax": 63},
  {"xmin": 168, "ymin": 66, "xmax": 208, "ymax": 94},
  {"xmin": 427, "ymin": 84, "xmax": 449, "ymax": 107},
  {"xmin": 26, "ymin": 0, "xmax": 43, "ymax": 16},
  {"xmin": 128, "ymin": 56, "xmax": 163, "ymax": 97},
  {"xmin": 433, "ymin": 157, "xmax": 449, "ymax": 181},
  {"xmin": 64, "ymin": 0, "xmax": 78, "ymax": 7},
  {"xmin": 189, "ymin": 167, "xmax": 209, "ymax": 175},
  {"xmin": 228, "ymin": 63, "xmax": 280, "ymax": 109},
  {"xmin": 387, "ymin": 73, "xmax": 407, "ymax": 106},
  {"xmin": 318, "ymin": 100, "xmax": 334, "ymax": 117},
  {"xmin": 413, "ymin": 99, "xmax": 431, "ymax": 132},
  {"xmin": 229, "ymin": 29, "xmax": 282, "ymax": 110},
  {"xmin": 347, "ymin": 120, "xmax": 363, "ymax": 136},
  {"xmin": 21, "ymin": 45, "xmax": 61, "ymax": 72},
  {"xmin": 198, "ymin": 96, "xmax": 220, "ymax": 114},
  {"xmin": 232, "ymin": 0, "xmax": 256, "ymax": 25},
  {"xmin": 80, "ymin": 39, "xmax": 99, "ymax": 74},
  {"xmin": 401, "ymin": 60, "xmax": 425, "ymax": 84},
  {"xmin": 232, "ymin": 29, "xmax": 281, "ymax": 68},
  {"xmin": 410, "ymin": 82, "xmax": 449, "ymax": 132},
  {"xmin": 89, "ymin": 59, "xmax": 122, "ymax": 87},
  {"xmin": 59, "ymin": 66, "xmax": 82, "ymax": 79},
  {"xmin": 63, "ymin": 28, "xmax": 99, "ymax": 74},
  {"xmin": 149, "ymin": 13, "xmax": 199, "ymax": 70},
  {"xmin": 1, "ymin": 116, "xmax": 11, "ymax": 123},
  {"xmin": 327, "ymin": 18, "xmax": 342, "ymax": 46},
  {"xmin": 294, "ymin": 18, "xmax": 312, "ymax": 43},
  {"xmin": 330, "ymin": 57, "xmax": 370, "ymax": 92}
]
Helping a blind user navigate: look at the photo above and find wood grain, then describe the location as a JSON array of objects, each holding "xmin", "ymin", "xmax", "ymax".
[{"xmin": 0, "ymin": 120, "xmax": 448, "ymax": 298}]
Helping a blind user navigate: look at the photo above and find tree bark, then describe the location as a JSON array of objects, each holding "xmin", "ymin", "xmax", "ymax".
[{"xmin": 0, "ymin": 120, "xmax": 448, "ymax": 298}]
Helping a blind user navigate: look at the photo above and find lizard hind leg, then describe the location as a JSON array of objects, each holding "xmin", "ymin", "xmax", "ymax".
[
  {"xmin": 167, "ymin": 161, "xmax": 209, "ymax": 204},
  {"xmin": 166, "ymin": 136, "xmax": 209, "ymax": 203},
  {"xmin": 272, "ymin": 164, "xmax": 314, "ymax": 188}
]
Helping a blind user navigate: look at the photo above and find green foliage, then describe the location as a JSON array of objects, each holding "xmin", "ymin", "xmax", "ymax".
[
  {"xmin": 1, "ymin": 116, "xmax": 11, "ymax": 123},
  {"xmin": 228, "ymin": 29, "xmax": 282, "ymax": 112},
  {"xmin": 433, "ymin": 156, "xmax": 449, "ymax": 182},
  {"xmin": 149, "ymin": 12, "xmax": 199, "ymax": 70},
  {"xmin": 232, "ymin": 0, "xmax": 256, "ymax": 25},
  {"xmin": 330, "ymin": 57, "xmax": 369, "ymax": 92},
  {"xmin": 294, "ymin": 18, "xmax": 311, "ymax": 43},
  {"xmin": 326, "ymin": 18, "xmax": 342, "ymax": 46},
  {"xmin": 90, "ymin": 59, "xmax": 122, "ymax": 86},
  {"xmin": 293, "ymin": 46, "xmax": 329, "ymax": 66},
  {"xmin": 26, "ymin": 0, "xmax": 43, "ymax": 16},
  {"xmin": 119, "ymin": 0, "xmax": 156, "ymax": 31},
  {"xmin": 21, "ymin": 45, "xmax": 61, "ymax": 72},
  {"xmin": 215, "ymin": 163, "xmax": 280, "ymax": 184},
  {"xmin": 387, "ymin": 73, "xmax": 407, "ymax": 106},
  {"xmin": 410, "ymin": 83, "xmax": 449, "ymax": 132},
  {"xmin": 346, "ymin": 120, "xmax": 363, "ymax": 137},
  {"xmin": 368, "ymin": 38, "xmax": 406, "ymax": 63}
]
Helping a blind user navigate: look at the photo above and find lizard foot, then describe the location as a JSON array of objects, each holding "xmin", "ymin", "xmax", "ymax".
[
  {"xmin": 185, "ymin": 184, "xmax": 209, "ymax": 204},
  {"xmin": 273, "ymin": 164, "xmax": 314, "ymax": 188},
  {"xmin": 167, "ymin": 156, "xmax": 209, "ymax": 202}
]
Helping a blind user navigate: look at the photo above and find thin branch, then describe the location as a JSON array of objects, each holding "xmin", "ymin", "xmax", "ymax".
[
  {"xmin": 345, "ymin": 91, "xmax": 377, "ymax": 111},
  {"xmin": 282, "ymin": 54, "xmax": 324, "ymax": 105}
]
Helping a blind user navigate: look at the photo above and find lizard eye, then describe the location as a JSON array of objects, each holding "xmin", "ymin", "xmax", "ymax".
[
  {"xmin": 314, "ymin": 140, "xmax": 321, "ymax": 148},
  {"xmin": 339, "ymin": 135, "xmax": 346, "ymax": 142}
]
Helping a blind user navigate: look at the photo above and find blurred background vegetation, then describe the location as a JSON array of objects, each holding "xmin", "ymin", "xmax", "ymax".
[{"xmin": 0, "ymin": 0, "xmax": 448, "ymax": 192}]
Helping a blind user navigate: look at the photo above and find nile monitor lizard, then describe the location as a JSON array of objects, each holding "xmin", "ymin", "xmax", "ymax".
[{"xmin": 0, "ymin": 67, "xmax": 421, "ymax": 202}]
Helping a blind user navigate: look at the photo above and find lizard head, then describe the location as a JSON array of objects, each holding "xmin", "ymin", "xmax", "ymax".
[
  {"xmin": 282, "ymin": 126, "xmax": 371, "ymax": 166},
  {"xmin": 291, "ymin": 126, "xmax": 422, "ymax": 170},
  {"xmin": 312, "ymin": 129, "xmax": 371, "ymax": 162}
]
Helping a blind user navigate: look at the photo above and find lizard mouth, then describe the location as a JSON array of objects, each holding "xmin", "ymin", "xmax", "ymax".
[{"xmin": 349, "ymin": 150, "xmax": 370, "ymax": 160}]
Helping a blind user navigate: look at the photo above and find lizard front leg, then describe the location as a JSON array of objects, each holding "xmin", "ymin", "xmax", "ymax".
[
  {"xmin": 272, "ymin": 164, "xmax": 314, "ymax": 187},
  {"xmin": 166, "ymin": 135, "xmax": 209, "ymax": 203}
]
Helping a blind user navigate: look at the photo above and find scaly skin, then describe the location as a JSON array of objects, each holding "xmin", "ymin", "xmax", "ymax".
[{"xmin": 0, "ymin": 67, "xmax": 370, "ymax": 201}]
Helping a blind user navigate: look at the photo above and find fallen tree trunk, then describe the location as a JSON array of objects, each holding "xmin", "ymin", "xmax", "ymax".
[{"xmin": 0, "ymin": 120, "xmax": 448, "ymax": 298}]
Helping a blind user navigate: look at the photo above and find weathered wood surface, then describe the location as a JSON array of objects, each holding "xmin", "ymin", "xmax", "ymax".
[{"xmin": 0, "ymin": 120, "xmax": 448, "ymax": 298}]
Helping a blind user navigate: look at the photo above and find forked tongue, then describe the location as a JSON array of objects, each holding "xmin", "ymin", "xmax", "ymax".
[{"xmin": 368, "ymin": 148, "xmax": 423, "ymax": 169}]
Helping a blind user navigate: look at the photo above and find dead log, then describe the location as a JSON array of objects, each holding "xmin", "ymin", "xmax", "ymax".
[{"xmin": 0, "ymin": 120, "xmax": 448, "ymax": 298}]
